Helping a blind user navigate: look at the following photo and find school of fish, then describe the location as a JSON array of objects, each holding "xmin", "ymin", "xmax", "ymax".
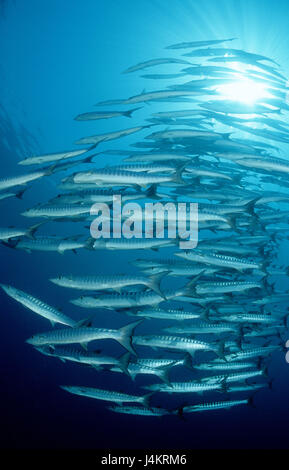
[{"xmin": 1, "ymin": 37, "xmax": 289, "ymax": 418}]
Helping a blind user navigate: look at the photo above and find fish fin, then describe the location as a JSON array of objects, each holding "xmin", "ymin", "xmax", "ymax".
[
  {"xmin": 80, "ymin": 342, "xmax": 88, "ymax": 351},
  {"xmin": 175, "ymin": 406, "xmax": 186, "ymax": 420},
  {"xmin": 73, "ymin": 318, "xmax": 93, "ymax": 328},
  {"xmin": 200, "ymin": 306, "xmax": 210, "ymax": 321},
  {"xmin": 183, "ymin": 352, "xmax": 194, "ymax": 370},
  {"xmin": 185, "ymin": 271, "xmax": 205, "ymax": 295},
  {"xmin": 215, "ymin": 340, "xmax": 227, "ymax": 361},
  {"xmin": 85, "ymin": 238, "xmax": 95, "ymax": 250},
  {"xmin": 171, "ymin": 163, "xmax": 188, "ymax": 185},
  {"xmin": 16, "ymin": 188, "xmax": 26, "ymax": 199},
  {"xmin": 45, "ymin": 164, "xmax": 57, "ymax": 176},
  {"xmin": 247, "ymin": 395, "xmax": 256, "ymax": 408},
  {"xmin": 147, "ymin": 270, "xmax": 168, "ymax": 297},
  {"xmin": 118, "ymin": 320, "xmax": 143, "ymax": 356},
  {"xmin": 262, "ymin": 365, "xmax": 269, "ymax": 378},
  {"xmin": 157, "ymin": 365, "xmax": 172, "ymax": 386},
  {"xmin": 145, "ymin": 184, "xmax": 160, "ymax": 200},
  {"xmin": 142, "ymin": 392, "xmax": 154, "ymax": 407},
  {"xmin": 124, "ymin": 107, "xmax": 142, "ymax": 117},
  {"xmin": 50, "ymin": 320, "xmax": 56, "ymax": 327},
  {"xmin": 27, "ymin": 222, "xmax": 44, "ymax": 239},
  {"xmin": 118, "ymin": 352, "xmax": 131, "ymax": 376}
]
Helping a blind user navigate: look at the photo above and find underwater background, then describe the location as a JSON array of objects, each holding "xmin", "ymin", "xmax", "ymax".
[{"xmin": 1, "ymin": 0, "xmax": 289, "ymax": 449}]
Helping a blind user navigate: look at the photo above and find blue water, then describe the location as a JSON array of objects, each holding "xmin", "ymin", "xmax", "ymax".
[{"xmin": 1, "ymin": 0, "xmax": 289, "ymax": 449}]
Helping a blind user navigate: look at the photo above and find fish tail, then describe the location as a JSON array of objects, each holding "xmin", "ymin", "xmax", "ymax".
[
  {"xmin": 85, "ymin": 238, "xmax": 95, "ymax": 250},
  {"xmin": 247, "ymin": 395, "xmax": 256, "ymax": 408},
  {"xmin": 244, "ymin": 197, "xmax": 260, "ymax": 216},
  {"xmin": 156, "ymin": 365, "xmax": 172, "ymax": 386},
  {"xmin": 142, "ymin": 392, "xmax": 154, "ymax": 407},
  {"xmin": 16, "ymin": 188, "xmax": 26, "ymax": 199},
  {"xmin": 171, "ymin": 163, "xmax": 188, "ymax": 185},
  {"xmin": 183, "ymin": 352, "xmax": 194, "ymax": 370},
  {"xmin": 27, "ymin": 222, "xmax": 45, "ymax": 239},
  {"xmin": 147, "ymin": 271, "xmax": 168, "ymax": 297},
  {"xmin": 118, "ymin": 320, "xmax": 143, "ymax": 356},
  {"xmin": 184, "ymin": 271, "xmax": 205, "ymax": 295},
  {"xmin": 145, "ymin": 184, "xmax": 160, "ymax": 200},
  {"xmin": 124, "ymin": 107, "xmax": 142, "ymax": 118},
  {"xmin": 215, "ymin": 340, "xmax": 227, "ymax": 361},
  {"xmin": 118, "ymin": 352, "xmax": 131, "ymax": 376}
]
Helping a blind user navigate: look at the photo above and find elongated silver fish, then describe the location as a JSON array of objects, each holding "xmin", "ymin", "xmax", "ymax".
[
  {"xmin": 193, "ymin": 360, "xmax": 256, "ymax": 371},
  {"xmin": 50, "ymin": 272, "xmax": 166, "ymax": 297},
  {"xmin": 91, "ymin": 238, "xmax": 175, "ymax": 251},
  {"xmin": 0, "ymin": 167, "xmax": 53, "ymax": 192},
  {"xmin": 134, "ymin": 307, "xmax": 201, "ymax": 321},
  {"xmin": 18, "ymin": 149, "xmax": 89, "ymax": 166},
  {"xmin": 96, "ymin": 89, "xmax": 210, "ymax": 106},
  {"xmin": 0, "ymin": 284, "xmax": 75, "ymax": 326},
  {"xmin": 11, "ymin": 236, "xmax": 89, "ymax": 254},
  {"xmin": 0, "ymin": 223, "xmax": 41, "ymax": 241},
  {"xmin": 176, "ymin": 250, "xmax": 262, "ymax": 271},
  {"xmin": 72, "ymin": 168, "xmax": 184, "ymax": 188},
  {"xmin": 74, "ymin": 107, "xmax": 141, "ymax": 121},
  {"xmin": 22, "ymin": 204, "xmax": 92, "ymax": 219},
  {"xmin": 61, "ymin": 385, "xmax": 152, "ymax": 406},
  {"xmin": 36, "ymin": 345, "xmax": 130, "ymax": 374},
  {"xmin": 108, "ymin": 405, "xmax": 170, "ymax": 416},
  {"xmin": 236, "ymin": 156, "xmax": 289, "ymax": 175},
  {"xmin": 179, "ymin": 399, "xmax": 249, "ymax": 414},
  {"xmin": 133, "ymin": 335, "xmax": 224, "ymax": 358},
  {"xmin": 143, "ymin": 380, "xmax": 225, "ymax": 394},
  {"xmin": 166, "ymin": 38, "xmax": 237, "ymax": 50},
  {"xmin": 195, "ymin": 280, "xmax": 263, "ymax": 295},
  {"xmin": 123, "ymin": 58, "xmax": 190, "ymax": 74},
  {"xmin": 200, "ymin": 369, "xmax": 266, "ymax": 384},
  {"xmin": 26, "ymin": 320, "xmax": 142, "ymax": 355},
  {"xmin": 75, "ymin": 125, "xmax": 149, "ymax": 145},
  {"xmin": 163, "ymin": 322, "xmax": 239, "ymax": 335},
  {"xmin": 225, "ymin": 345, "xmax": 280, "ymax": 361}
]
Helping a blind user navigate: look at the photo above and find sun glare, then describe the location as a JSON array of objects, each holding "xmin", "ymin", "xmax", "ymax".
[{"xmin": 216, "ymin": 78, "xmax": 270, "ymax": 104}]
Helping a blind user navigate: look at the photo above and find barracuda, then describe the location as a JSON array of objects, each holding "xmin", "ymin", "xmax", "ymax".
[
  {"xmin": 225, "ymin": 345, "xmax": 280, "ymax": 361},
  {"xmin": 22, "ymin": 204, "xmax": 92, "ymax": 219},
  {"xmin": 179, "ymin": 399, "xmax": 249, "ymax": 414},
  {"xmin": 107, "ymin": 405, "xmax": 170, "ymax": 416},
  {"xmin": 163, "ymin": 322, "xmax": 239, "ymax": 335},
  {"xmin": 143, "ymin": 380, "xmax": 226, "ymax": 393},
  {"xmin": 195, "ymin": 280, "xmax": 263, "ymax": 295},
  {"xmin": 26, "ymin": 320, "xmax": 143, "ymax": 355},
  {"xmin": 134, "ymin": 307, "xmax": 201, "ymax": 321},
  {"xmin": 11, "ymin": 236, "xmax": 89, "ymax": 254},
  {"xmin": 36, "ymin": 345, "xmax": 131, "ymax": 374},
  {"xmin": 50, "ymin": 272, "xmax": 166, "ymax": 297},
  {"xmin": 0, "ymin": 284, "xmax": 75, "ymax": 327},
  {"xmin": 132, "ymin": 335, "xmax": 225, "ymax": 358},
  {"xmin": 92, "ymin": 238, "xmax": 175, "ymax": 250},
  {"xmin": 60, "ymin": 385, "xmax": 153, "ymax": 406},
  {"xmin": 110, "ymin": 361, "xmax": 172, "ymax": 384},
  {"xmin": 18, "ymin": 148, "xmax": 89, "ymax": 166},
  {"xmin": 193, "ymin": 360, "xmax": 256, "ymax": 371},
  {"xmin": 0, "ymin": 167, "xmax": 53, "ymax": 191},
  {"xmin": 200, "ymin": 368, "xmax": 266, "ymax": 384},
  {"xmin": 175, "ymin": 250, "xmax": 262, "ymax": 271},
  {"xmin": 72, "ymin": 168, "xmax": 184, "ymax": 188},
  {"xmin": 0, "ymin": 223, "xmax": 41, "ymax": 241},
  {"xmin": 70, "ymin": 288, "xmax": 185, "ymax": 309}
]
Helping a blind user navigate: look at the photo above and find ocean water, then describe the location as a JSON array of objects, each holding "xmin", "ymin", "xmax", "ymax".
[{"xmin": 1, "ymin": 0, "xmax": 289, "ymax": 450}]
